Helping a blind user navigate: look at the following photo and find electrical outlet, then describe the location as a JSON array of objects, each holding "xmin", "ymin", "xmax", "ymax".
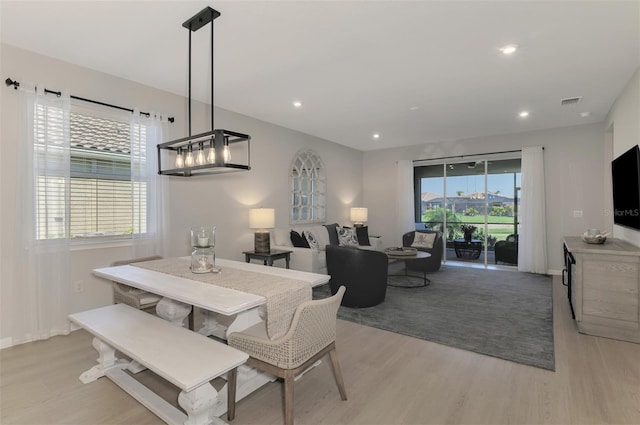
[
  {"xmin": 573, "ymin": 210, "xmax": 583, "ymax": 218},
  {"xmin": 74, "ymin": 280, "xmax": 84, "ymax": 293}
]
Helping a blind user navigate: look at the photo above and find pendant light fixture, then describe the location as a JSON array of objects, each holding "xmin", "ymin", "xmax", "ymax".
[{"xmin": 157, "ymin": 6, "xmax": 251, "ymax": 177}]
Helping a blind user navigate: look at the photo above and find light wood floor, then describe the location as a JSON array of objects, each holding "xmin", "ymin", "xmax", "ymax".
[{"xmin": 2, "ymin": 276, "xmax": 639, "ymax": 425}]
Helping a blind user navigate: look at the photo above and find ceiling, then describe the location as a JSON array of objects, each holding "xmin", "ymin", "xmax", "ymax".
[{"xmin": 2, "ymin": 1, "xmax": 639, "ymax": 152}]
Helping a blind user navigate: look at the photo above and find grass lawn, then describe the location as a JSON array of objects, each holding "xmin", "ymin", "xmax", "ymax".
[
  {"xmin": 462, "ymin": 216, "xmax": 516, "ymax": 225},
  {"xmin": 422, "ymin": 214, "xmax": 518, "ymax": 242},
  {"xmin": 464, "ymin": 216, "xmax": 518, "ymax": 241}
]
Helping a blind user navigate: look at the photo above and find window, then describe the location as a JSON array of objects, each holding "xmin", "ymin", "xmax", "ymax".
[
  {"xmin": 34, "ymin": 102, "xmax": 147, "ymax": 240},
  {"xmin": 290, "ymin": 149, "xmax": 325, "ymax": 224},
  {"xmin": 413, "ymin": 157, "xmax": 521, "ymax": 266}
]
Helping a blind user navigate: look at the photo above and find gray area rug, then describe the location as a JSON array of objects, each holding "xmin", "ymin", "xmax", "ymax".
[{"xmin": 315, "ymin": 265, "xmax": 555, "ymax": 371}]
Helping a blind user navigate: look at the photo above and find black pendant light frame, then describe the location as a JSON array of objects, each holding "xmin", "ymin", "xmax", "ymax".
[{"xmin": 158, "ymin": 6, "xmax": 251, "ymax": 177}]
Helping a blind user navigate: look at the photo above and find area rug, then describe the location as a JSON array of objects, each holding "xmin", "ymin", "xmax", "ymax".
[{"xmin": 314, "ymin": 265, "xmax": 555, "ymax": 371}]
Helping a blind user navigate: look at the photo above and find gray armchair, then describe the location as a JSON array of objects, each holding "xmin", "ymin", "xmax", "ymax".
[{"xmin": 401, "ymin": 230, "xmax": 443, "ymax": 283}]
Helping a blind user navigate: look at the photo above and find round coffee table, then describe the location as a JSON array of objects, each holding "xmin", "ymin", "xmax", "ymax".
[{"xmin": 385, "ymin": 248, "xmax": 431, "ymax": 287}]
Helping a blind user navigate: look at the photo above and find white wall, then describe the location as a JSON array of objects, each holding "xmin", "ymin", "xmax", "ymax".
[
  {"xmin": 161, "ymin": 106, "xmax": 365, "ymax": 261},
  {"xmin": 363, "ymin": 123, "xmax": 607, "ymax": 273},
  {"xmin": 606, "ymin": 68, "xmax": 640, "ymax": 247},
  {"xmin": 0, "ymin": 44, "xmax": 363, "ymax": 342}
]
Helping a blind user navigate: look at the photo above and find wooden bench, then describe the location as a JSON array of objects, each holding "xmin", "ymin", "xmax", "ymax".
[{"xmin": 68, "ymin": 304, "xmax": 248, "ymax": 425}]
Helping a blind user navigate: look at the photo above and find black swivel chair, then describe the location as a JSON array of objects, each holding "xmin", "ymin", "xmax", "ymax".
[
  {"xmin": 401, "ymin": 230, "xmax": 444, "ymax": 284},
  {"xmin": 326, "ymin": 245, "xmax": 388, "ymax": 307},
  {"xmin": 494, "ymin": 234, "xmax": 519, "ymax": 265}
]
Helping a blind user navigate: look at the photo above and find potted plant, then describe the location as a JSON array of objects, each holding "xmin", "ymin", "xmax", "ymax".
[{"xmin": 461, "ymin": 224, "xmax": 477, "ymax": 243}]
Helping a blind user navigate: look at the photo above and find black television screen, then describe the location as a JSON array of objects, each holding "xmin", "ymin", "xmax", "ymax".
[{"xmin": 611, "ymin": 144, "xmax": 640, "ymax": 230}]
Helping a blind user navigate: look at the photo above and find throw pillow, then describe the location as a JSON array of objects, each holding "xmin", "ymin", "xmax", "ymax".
[
  {"xmin": 324, "ymin": 223, "xmax": 340, "ymax": 246},
  {"xmin": 290, "ymin": 230, "xmax": 310, "ymax": 248},
  {"xmin": 355, "ymin": 225, "xmax": 371, "ymax": 246},
  {"xmin": 304, "ymin": 231, "xmax": 321, "ymax": 250},
  {"xmin": 411, "ymin": 232, "xmax": 436, "ymax": 249},
  {"xmin": 337, "ymin": 227, "xmax": 359, "ymax": 247}
]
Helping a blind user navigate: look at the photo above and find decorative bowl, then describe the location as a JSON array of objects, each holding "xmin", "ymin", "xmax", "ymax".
[
  {"xmin": 582, "ymin": 233, "xmax": 607, "ymax": 244},
  {"xmin": 384, "ymin": 247, "xmax": 418, "ymax": 256}
]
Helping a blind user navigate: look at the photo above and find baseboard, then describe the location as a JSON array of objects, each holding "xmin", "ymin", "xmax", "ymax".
[
  {"xmin": 0, "ymin": 337, "xmax": 13, "ymax": 350},
  {"xmin": 0, "ymin": 327, "xmax": 79, "ymax": 349}
]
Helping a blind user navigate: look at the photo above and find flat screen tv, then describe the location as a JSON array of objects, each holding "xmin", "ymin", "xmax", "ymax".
[{"xmin": 611, "ymin": 144, "xmax": 640, "ymax": 230}]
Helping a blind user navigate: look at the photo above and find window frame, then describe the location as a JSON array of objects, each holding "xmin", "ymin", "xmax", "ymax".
[
  {"xmin": 413, "ymin": 154, "xmax": 522, "ymax": 266},
  {"xmin": 290, "ymin": 149, "xmax": 326, "ymax": 224}
]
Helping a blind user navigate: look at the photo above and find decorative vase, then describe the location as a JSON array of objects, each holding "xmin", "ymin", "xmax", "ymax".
[
  {"xmin": 190, "ymin": 226, "xmax": 220, "ymax": 273},
  {"xmin": 191, "ymin": 246, "xmax": 215, "ymax": 273}
]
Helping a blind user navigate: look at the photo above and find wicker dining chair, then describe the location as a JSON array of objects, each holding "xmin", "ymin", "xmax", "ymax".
[
  {"xmin": 227, "ymin": 286, "xmax": 347, "ymax": 425},
  {"xmin": 110, "ymin": 255, "xmax": 163, "ymax": 313}
]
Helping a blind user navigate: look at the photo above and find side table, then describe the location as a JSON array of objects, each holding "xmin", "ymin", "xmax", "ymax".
[
  {"xmin": 243, "ymin": 249, "xmax": 292, "ymax": 269},
  {"xmin": 453, "ymin": 239, "xmax": 483, "ymax": 259}
]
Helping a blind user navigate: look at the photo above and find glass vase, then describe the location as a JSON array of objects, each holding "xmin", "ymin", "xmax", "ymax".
[
  {"xmin": 191, "ymin": 246, "xmax": 215, "ymax": 273},
  {"xmin": 191, "ymin": 226, "xmax": 215, "ymax": 248},
  {"xmin": 190, "ymin": 226, "xmax": 220, "ymax": 273}
]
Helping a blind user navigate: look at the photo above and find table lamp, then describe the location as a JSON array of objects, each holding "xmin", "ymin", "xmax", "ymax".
[
  {"xmin": 350, "ymin": 207, "xmax": 368, "ymax": 227},
  {"xmin": 249, "ymin": 208, "xmax": 275, "ymax": 253}
]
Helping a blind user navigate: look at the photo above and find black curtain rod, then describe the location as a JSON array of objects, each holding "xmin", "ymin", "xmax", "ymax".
[
  {"xmin": 5, "ymin": 78, "xmax": 174, "ymax": 123},
  {"xmin": 412, "ymin": 148, "xmax": 544, "ymax": 163}
]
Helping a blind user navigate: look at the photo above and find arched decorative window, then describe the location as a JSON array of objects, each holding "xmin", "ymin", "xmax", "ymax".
[{"xmin": 290, "ymin": 149, "xmax": 325, "ymax": 224}]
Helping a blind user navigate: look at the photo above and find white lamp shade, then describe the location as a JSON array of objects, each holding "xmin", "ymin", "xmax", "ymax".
[
  {"xmin": 249, "ymin": 208, "xmax": 275, "ymax": 229},
  {"xmin": 350, "ymin": 207, "xmax": 368, "ymax": 223}
]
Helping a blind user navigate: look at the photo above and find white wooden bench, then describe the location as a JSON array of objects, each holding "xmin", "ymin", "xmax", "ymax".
[{"xmin": 68, "ymin": 304, "xmax": 248, "ymax": 425}]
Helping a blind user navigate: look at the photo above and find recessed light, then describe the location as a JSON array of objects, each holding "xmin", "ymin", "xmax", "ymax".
[
  {"xmin": 293, "ymin": 101, "xmax": 302, "ymax": 108},
  {"xmin": 500, "ymin": 44, "xmax": 518, "ymax": 55},
  {"xmin": 519, "ymin": 111, "xmax": 529, "ymax": 118},
  {"xmin": 580, "ymin": 112, "xmax": 591, "ymax": 118},
  {"xmin": 373, "ymin": 133, "xmax": 380, "ymax": 139}
]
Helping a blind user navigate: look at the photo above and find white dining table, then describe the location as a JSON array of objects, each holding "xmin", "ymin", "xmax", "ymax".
[{"xmin": 92, "ymin": 256, "xmax": 331, "ymax": 417}]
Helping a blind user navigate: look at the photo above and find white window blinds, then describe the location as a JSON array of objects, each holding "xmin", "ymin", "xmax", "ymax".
[{"xmin": 34, "ymin": 102, "xmax": 147, "ymax": 240}]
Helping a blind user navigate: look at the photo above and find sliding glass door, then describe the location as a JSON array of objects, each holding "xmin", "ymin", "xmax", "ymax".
[{"xmin": 414, "ymin": 157, "xmax": 521, "ymax": 267}]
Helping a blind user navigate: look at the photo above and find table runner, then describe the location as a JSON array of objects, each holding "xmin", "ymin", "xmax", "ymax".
[{"xmin": 133, "ymin": 257, "xmax": 311, "ymax": 340}]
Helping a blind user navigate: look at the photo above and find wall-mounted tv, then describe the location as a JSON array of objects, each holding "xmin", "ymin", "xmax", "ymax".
[{"xmin": 611, "ymin": 144, "xmax": 640, "ymax": 230}]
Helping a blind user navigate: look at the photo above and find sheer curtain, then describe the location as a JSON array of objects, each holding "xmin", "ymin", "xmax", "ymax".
[
  {"xmin": 131, "ymin": 110, "xmax": 168, "ymax": 258},
  {"xmin": 397, "ymin": 160, "xmax": 415, "ymax": 237},
  {"xmin": 12, "ymin": 84, "xmax": 71, "ymax": 345},
  {"xmin": 518, "ymin": 146, "xmax": 548, "ymax": 274}
]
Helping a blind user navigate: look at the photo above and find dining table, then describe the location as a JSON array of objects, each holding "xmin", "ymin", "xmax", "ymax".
[{"xmin": 92, "ymin": 256, "xmax": 331, "ymax": 417}]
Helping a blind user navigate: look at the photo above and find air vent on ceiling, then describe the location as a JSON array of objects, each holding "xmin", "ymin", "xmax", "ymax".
[{"xmin": 561, "ymin": 96, "xmax": 583, "ymax": 106}]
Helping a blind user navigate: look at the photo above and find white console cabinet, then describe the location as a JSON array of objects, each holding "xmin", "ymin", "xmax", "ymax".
[{"xmin": 563, "ymin": 236, "xmax": 640, "ymax": 343}]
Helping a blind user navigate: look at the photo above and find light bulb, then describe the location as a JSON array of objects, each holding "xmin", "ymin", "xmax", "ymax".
[
  {"xmin": 223, "ymin": 138, "xmax": 231, "ymax": 163},
  {"xmin": 196, "ymin": 143, "xmax": 205, "ymax": 165},
  {"xmin": 175, "ymin": 148, "xmax": 184, "ymax": 168},
  {"xmin": 207, "ymin": 139, "xmax": 216, "ymax": 163},
  {"xmin": 185, "ymin": 145, "xmax": 194, "ymax": 167}
]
